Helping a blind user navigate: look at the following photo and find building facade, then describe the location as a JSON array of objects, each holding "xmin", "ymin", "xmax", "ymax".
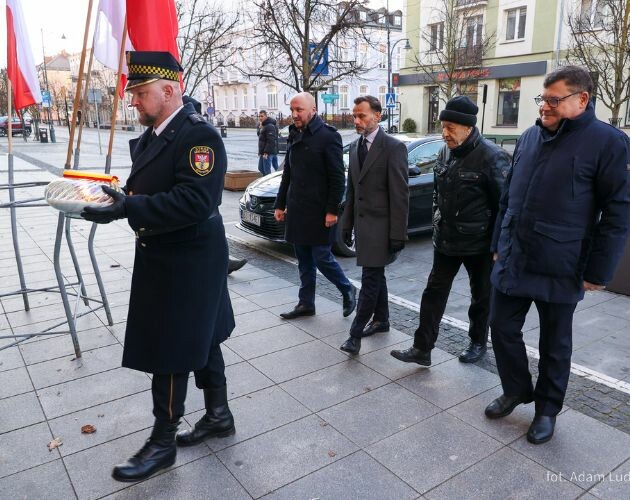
[
  {"xmin": 206, "ymin": 4, "xmax": 404, "ymax": 128},
  {"xmin": 399, "ymin": 0, "xmax": 629, "ymax": 138}
]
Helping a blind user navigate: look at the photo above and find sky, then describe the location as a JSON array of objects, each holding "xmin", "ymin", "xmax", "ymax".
[{"xmin": 0, "ymin": 0, "xmax": 403, "ymax": 67}]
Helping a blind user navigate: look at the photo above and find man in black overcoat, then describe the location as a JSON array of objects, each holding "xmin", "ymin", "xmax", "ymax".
[
  {"xmin": 82, "ymin": 51, "xmax": 236, "ymax": 482},
  {"xmin": 274, "ymin": 92, "xmax": 356, "ymax": 319}
]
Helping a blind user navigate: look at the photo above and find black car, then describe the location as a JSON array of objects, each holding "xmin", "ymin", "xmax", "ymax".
[{"xmin": 238, "ymin": 134, "xmax": 444, "ymax": 257}]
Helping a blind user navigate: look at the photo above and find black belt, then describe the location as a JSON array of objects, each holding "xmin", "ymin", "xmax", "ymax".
[{"xmin": 134, "ymin": 209, "xmax": 219, "ymax": 239}]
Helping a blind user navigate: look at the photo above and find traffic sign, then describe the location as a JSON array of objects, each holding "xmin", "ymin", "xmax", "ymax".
[
  {"xmin": 321, "ymin": 93, "xmax": 339, "ymax": 104},
  {"xmin": 41, "ymin": 90, "xmax": 51, "ymax": 108},
  {"xmin": 386, "ymin": 93, "xmax": 397, "ymax": 109},
  {"xmin": 87, "ymin": 89, "xmax": 102, "ymax": 104}
]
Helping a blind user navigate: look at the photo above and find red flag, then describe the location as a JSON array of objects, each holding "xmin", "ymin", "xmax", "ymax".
[
  {"xmin": 126, "ymin": 0, "xmax": 179, "ymax": 59},
  {"xmin": 6, "ymin": 0, "xmax": 42, "ymax": 110}
]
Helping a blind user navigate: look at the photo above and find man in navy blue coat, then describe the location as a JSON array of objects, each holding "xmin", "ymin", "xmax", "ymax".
[
  {"xmin": 486, "ymin": 66, "xmax": 630, "ymax": 444},
  {"xmin": 83, "ymin": 52, "xmax": 235, "ymax": 481}
]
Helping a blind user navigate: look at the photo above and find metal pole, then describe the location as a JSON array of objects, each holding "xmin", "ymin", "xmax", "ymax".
[
  {"xmin": 41, "ymin": 29, "xmax": 56, "ymax": 143},
  {"xmin": 95, "ymin": 99, "xmax": 102, "ymax": 154},
  {"xmin": 386, "ymin": 0, "xmax": 391, "ymax": 133},
  {"xmin": 105, "ymin": 15, "xmax": 128, "ymax": 174},
  {"xmin": 74, "ymin": 46, "xmax": 96, "ymax": 169}
]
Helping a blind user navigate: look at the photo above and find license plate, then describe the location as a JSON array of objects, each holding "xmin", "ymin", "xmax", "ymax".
[{"xmin": 242, "ymin": 210, "xmax": 261, "ymax": 226}]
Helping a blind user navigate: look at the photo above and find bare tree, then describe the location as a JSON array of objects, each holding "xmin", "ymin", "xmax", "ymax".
[
  {"xmin": 413, "ymin": 0, "xmax": 495, "ymax": 104},
  {"xmin": 244, "ymin": 0, "xmax": 375, "ymax": 93},
  {"xmin": 567, "ymin": 0, "xmax": 630, "ymax": 123},
  {"xmin": 176, "ymin": 0, "xmax": 240, "ymax": 96}
]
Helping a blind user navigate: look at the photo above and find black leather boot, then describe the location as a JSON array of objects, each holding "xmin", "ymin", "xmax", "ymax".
[
  {"xmin": 112, "ymin": 419, "xmax": 178, "ymax": 482},
  {"xmin": 390, "ymin": 346, "xmax": 431, "ymax": 366},
  {"xmin": 227, "ymin": 257, "xmax": 247, "ymax": 274},
  {"xmin": 527, "ymin": 415, "xmax": 556, "ymax": 444},
  {"xmin": 176, "ymin": 386, "xmax": 235, "ymax": 446},
  {"xmin": 458, "ymin": 341, "xmax": 487, "ymax": 363}
]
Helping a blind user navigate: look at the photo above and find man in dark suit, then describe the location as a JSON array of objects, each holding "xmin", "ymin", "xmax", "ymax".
[
  {"xmin": 82, "ymin": 51, "xmax": 235, "ymax": 482},
  {"xmin": 486, "ymin": 66, "xmax": 629, "ymax": 444},
  {"xmin": 339, "ymin": 95, "xmax": 409, "ymax": 355},
  {"xmin": 275, "ymin": 92, "xmax": 356, "ymax": 319}
]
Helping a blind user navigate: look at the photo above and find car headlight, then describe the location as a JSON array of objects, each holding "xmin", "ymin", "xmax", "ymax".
[{"xmin": 240, "ymin": 191, "xmax": 249, "ymax": 205}]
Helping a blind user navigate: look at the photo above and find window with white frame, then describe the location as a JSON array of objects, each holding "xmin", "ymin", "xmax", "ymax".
[
  {"xmin": 625, "ymin": 100, "xmax": 630, "ymax": 127},
  {"xmin": 505, "ymin": 7, "xmax": 526, "ymax": 41},
  {"xmin": 242, "ymin": 88, "xmax": 248, "ymax": 109},
  {"xmin": 378, "ymin": 86, "xmax": 387, "ymax": 107},
  {"xmin": 252, "ymin": 87, "xmax": 257, "ymax": 109},
  {"xmin": 463, "ymin": 15, "xmax": 483, "ymax": 47},
  {"xmin": 428, "ymin": 22, "xmax": 444, "ymax": 51},
  {"xmin": 223, "ymin": 91, "xmax": 229, "ymax": 110},
  {"xmin": 497, "ymin": 78, "xmax": 520, "ymax": 126},
  {"xmin": 359, "ymin": 10, "xmax": 367, "ymax": 22},
  {"xmin": 340, "ymin": 85, "xmax": 349, "ymax": 109},
  {"xmin": 394, "ymin": 46, "xmax": 402, "ymax": 71},
  {"xmin": 359, "ymin": 85, "xmax": 368, "ymax": 96},
  {"xmin": 580, "ymin": 0, "xmax": 605, "ymax": 28},
  {"xmin": 359, "ymin": 43, "xmax": 368, "ymax": 66},
  {"xmin": 393, "ymin": 15, "xmax": 402, "ymax": 26},
  {"xmin": 233, "ymin": 89, "xmax": 238, "ymax": 109},
  {"xmin": 267, "ymin": 84, "xmax": 278, "ymax": 109},
  {"xmin": 378, "ymin": 44, "xmax": 387, "ymax": 69}
]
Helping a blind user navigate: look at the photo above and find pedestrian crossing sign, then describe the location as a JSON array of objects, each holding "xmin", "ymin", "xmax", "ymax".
[{"xmin": 386, "ymin": 93, "xmax": 396, "ymax": 109}]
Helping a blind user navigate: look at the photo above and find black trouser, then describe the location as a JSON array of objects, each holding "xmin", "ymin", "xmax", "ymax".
[
  {"xmin": 414, "ymin": 250, "xmax": 492, "ymax": 351},
  {"xmin": 152, "ymin": 344, "xmax": 226, "ymax": 423},
  {"xmin": 349, "ymin": 266, "xmax": 388, "ymax": 338},
  {"xmin": 490, "ymin": 288, "xmax": 576, "ymax": 417}
]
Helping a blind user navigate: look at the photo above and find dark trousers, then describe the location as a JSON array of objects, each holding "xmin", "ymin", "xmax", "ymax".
[
  {"xmin": 294, "ymin": 244, "xmax": 352, "ymax": 308},
  {"xmin": 414, "ymin": 250, "xmax": 492, "ymax": 351},
  {"xmin": 490, "ymin": 288, "xmax": 576, "ymax": 417},
  {"xmin": 152, "ymin": 344, "xmax": 226, "ymax": 423},
  {"xmin": 349, "ymin": 266, "xmax": 388, "ymax": 338}
]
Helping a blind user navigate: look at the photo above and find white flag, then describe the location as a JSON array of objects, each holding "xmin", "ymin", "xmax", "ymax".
[{"xmin": 92, "ymin": 0, "xmax": 133, "ymax": 72}]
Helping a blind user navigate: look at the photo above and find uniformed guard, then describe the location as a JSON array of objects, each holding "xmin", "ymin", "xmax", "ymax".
[{"xmin": 82, "ymin": 51, "xmax": 236, "ymax": 482}]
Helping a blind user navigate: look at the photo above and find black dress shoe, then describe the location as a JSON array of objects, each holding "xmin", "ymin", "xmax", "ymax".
[
  {"xmin": 176, "ymin": 386, "xmax": 235, "ymax": 447},
  {"xmin": 227, "ymin": 257, "xmax": 247, "ymax": 274},
  {"xmin": 112, "ymin": 420, "xmax": 178, "ymax": 482},
  {"xmin": 342, "ymin": 286, "xmax": 357, "ymax": 317},
  {"xmin": 362, "ymin": 320, "xmax": 390, "ymax": 337},
  {"xmin": 458, "ymin": 341, "xmax": 487, "ymax": 363},
  {"xmin": 527, "ymin": 415, "xmax": 556, "ymax": 444},
  {"xmin": 390, "ymin": 346, "xmax": 431, "ymax": 366},
  {"xmin": 340, "ymin": 336, "xmax": 361, "ymax": 354},
  {"xmin": 280, "ymin": 304, "xmax": 316, "ymax": 319},
  {"xmin": 484, "ymin": 394, "xmax": 533, "ymax": 419}
]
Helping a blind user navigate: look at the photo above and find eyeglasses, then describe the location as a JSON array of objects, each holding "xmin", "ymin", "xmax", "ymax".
[{"xmin": 534, "ymin": 91, "xmax": 582, "ymax": 108}]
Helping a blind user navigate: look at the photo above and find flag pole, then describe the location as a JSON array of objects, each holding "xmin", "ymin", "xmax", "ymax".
[
  {"xmin": 65, "ymin": 0, "xmax": 95, "ymax": 169},
  {"xmin": 105, "ymin": 15, "xmax": 127, "ymax": 174},
  {"xmin": 73, "ymin": 46, "xmax": 95, "ymax": 169},
  {"xmin": 6, "ymin": 78, "xmax": 30, "ymax": 310}
]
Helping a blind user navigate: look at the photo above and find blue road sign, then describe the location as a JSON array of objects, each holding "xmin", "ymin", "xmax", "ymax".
[
  {"xmin": 309, "ymin": 43, "xmax": 329, "ymax": 77},
  {"xmin": 386, "ymin": 93, "xmax": 397, "ymax": 109},
  {"xmin": 41, "ymin": 90, "xmax": 51, "ymax": 108}
]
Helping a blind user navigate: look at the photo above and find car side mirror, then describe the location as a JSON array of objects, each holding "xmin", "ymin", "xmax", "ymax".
[{"xmin": 408, "ymin": 166, "xmax": 422, "ymax": 176}]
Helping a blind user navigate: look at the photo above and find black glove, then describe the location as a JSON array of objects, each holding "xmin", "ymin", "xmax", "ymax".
[
  {"xmin": 81, "ymin": 186, "xmax": 127, "ymax": 224},
  {"xmin": 342, "ymin": 230, "xmax": 353, "ymax": 248},
  {"xmin": 389, "ymin": 239, "xmax": 405, "ymax": 253}
]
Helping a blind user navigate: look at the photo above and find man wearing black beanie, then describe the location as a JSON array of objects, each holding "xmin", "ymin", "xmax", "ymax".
[{"xmin": 391, "ymin": 95, "xmax": 511, "ymax": 366}]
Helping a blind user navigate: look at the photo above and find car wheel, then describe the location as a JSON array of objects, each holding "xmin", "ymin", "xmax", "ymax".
[
  {"xmin": 24, "ymin": 129, "xmax": 31, "ymax": 138},
  {"xmin": 332, "ymin": 222, "xmax": 356, "ymax": 258}
]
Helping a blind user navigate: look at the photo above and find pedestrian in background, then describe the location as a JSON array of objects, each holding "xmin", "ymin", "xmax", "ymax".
[
  {"xmin": 486, "ymin": 66, "xmax": 630, "ymax": 444},
  {"xmin": 258, "ymin": 110, "xmax": 279, "ymax": 175},
  {"xmin": 339, "ymin": 95, "xmax": 408, "ymax": 355},
  {"xmin": 275, "ymin": 92, "xmax": 356, "ymax": 320},
  {"xmin": 391, "ymin": 96, "xmax": 510, "ymax": 366},
  {"xmin": 83, "ymin": 51, "xmax": 236, "ymax": 482}
]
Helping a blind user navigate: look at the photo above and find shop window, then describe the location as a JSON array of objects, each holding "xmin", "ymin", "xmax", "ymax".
[{"xmin": 497, "ymin": 78, "xmax": 520, "ymax": 126}]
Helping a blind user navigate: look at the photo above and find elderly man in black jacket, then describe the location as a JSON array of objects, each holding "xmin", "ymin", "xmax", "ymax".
[
  {"xmin": 391, "ymin": 96, "xmax": 511, "ymax": 366},
  {"xmin": 275, "ymin": 92, "xmax": 356, "ymax": 319}
]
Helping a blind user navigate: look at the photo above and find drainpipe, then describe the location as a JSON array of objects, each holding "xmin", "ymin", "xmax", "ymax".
[{"xmin": 554, "ymin": 0, "xmax": 566, "ymax": 69}]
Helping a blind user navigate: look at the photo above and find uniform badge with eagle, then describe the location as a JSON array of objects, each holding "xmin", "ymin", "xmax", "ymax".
[{"xmin": 189, "ymin": 146, "xmax": 215, "ymax": 176}]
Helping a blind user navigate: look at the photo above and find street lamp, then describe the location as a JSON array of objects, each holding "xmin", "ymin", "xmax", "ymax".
[
  {"xmin": 386, "ymin": 37, "xmax": 411, "ymax": 133},
  {"xmin": 40, "ymin": 29, "xmax": 56, "ymax": 143}
]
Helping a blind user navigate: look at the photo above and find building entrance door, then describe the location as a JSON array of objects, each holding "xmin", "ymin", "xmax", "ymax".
[{"xmin": 427, "ymin": 87, "xmax": 440, "ymax": 134}]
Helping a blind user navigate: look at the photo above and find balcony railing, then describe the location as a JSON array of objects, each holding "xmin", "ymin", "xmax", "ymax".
[
  {"xmin": 455, "ymin": 0, "xmax": 488, "ymax": 8},
  {"xmin": 455, "ymin": 45, "xmax": 483, "ymax": 67}
]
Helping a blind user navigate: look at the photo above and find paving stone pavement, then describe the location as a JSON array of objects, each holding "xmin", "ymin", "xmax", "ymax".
[{"xmin": 1, "ymin": 164, "xmax": 630, "ymax": 499}]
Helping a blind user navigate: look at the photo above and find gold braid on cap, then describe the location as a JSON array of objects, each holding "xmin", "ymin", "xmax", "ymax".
[{"xmin": 128, "ymin": 64, "xmax": 179, "ymax": 82}]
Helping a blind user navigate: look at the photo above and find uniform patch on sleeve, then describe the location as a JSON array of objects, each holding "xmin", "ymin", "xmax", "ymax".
[{"xmin": 189, "ymin": 146, "xmax": 214, "ymax": 176}]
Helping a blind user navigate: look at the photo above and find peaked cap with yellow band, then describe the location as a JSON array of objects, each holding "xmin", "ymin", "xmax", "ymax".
[{"xmin": 125, "ymin": 51, "xmax": 183, "ymax": 90}]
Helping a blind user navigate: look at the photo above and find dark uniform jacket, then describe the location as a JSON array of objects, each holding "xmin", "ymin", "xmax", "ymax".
[
  {"xmin": 342, "ymin": 128, "xmax": 409, "ymax": 267},
  {"xmin": 257, "ymin": 117, "xmax": 279, "ymax": 155},
  {"xmin": 275, "ymin": 114, "xmax": 345, "ymax": 246},
  {"xmin": 491, "ymin": 104, "xmax": 630, "ymax": 304},
  {"xmin": 122, "ymin": 102, "xmax": 235, "ymax": 374},
  {"xmin": 432, "ymin": 127, "xmax": 511, "ymax": 256}
]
